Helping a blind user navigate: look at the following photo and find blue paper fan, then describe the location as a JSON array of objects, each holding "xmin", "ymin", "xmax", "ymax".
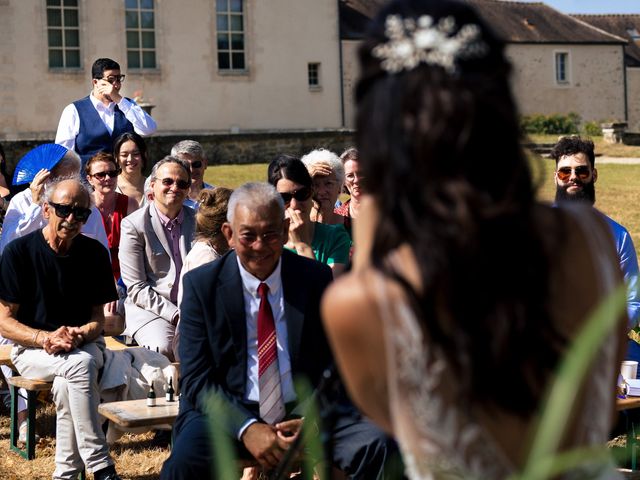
[{"xmin": 12, "ymin": 143, "xmax": 69, "ymax": 186}]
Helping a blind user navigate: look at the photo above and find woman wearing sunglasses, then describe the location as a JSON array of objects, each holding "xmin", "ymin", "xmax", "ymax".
[
  {"xmin": 87, "ymin": 152, "xmax": 139, "ymax": 280},
  {"xmin": 268, "ymin": 154, "xmax": 350, "ymax": 277},
  {"xmin": 114, "ymin": 132, "xmax": 149, "ymax": 207}
]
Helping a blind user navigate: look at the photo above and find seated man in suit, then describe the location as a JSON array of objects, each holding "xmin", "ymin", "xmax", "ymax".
[
  {"xmin": 119, "ymin": 156, "xmax": 195, "ymax": 360},
  {"xmin": 161, "ymin": 182, "xmax": 400, "ymax": 479}
]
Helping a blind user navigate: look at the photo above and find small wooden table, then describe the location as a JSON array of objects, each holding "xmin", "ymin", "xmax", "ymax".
[{"xmin": 98, "ymin": 397, "xmax": 180, "ymax": 429}]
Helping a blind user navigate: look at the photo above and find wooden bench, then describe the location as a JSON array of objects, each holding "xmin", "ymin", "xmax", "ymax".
[
  {"xmin": 98, "ymin": 397, "xmax": 179, "ymax": 437},
  {"xmin": 6, "ymin": 376, "xmax": 52, "ymax": 460},
  {"xmin": 3, "ymin": 336, "xmax": 133, "ymax": 460}
]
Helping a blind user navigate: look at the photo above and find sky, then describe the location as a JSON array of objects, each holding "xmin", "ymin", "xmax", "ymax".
[{"xmin": 539, "ymin": 0, "xmax": 640, "ymax": 14}]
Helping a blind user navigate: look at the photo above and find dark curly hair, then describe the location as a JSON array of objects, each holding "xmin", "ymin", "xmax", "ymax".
[
  {"xmin": 549, "ymin": 136, "xmax": 595, "ymax": 167},
  {"xmin": 356, "ymin": 0, "xmax": 565, "ymax": 416}
]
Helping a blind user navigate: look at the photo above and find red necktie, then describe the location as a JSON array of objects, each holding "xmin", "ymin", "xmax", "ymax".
[{"xmin": 257, "ymin": 283, "xmax": 285, "ymax": 424}]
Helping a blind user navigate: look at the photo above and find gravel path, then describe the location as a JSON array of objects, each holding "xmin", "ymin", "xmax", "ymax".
[{"xmin": 596, "ymin": 157, "xmax": 640, "ymax": 164}]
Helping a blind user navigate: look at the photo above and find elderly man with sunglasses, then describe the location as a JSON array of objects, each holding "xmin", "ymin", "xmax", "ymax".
[
  {"xmin": 55, "ymin": 58, "xmax": 157, "ymax": 167},
  {"xmin": 170, "ymin": 140, "xmax": 214, "ymax": 210},
  {"xmin": 119, "ymin": 156, "xmax": 195, "ymax": 360},
  {"xmin": 0, "ymin": 148, "xmax": 108, "ymax": 254},
  {"xmin": 551, "ymin": 136, "xmax": 640, "ymax": 365},
  {"xmin": 0, "ymin": 177, "xmax": 122, "ymax": 480}
]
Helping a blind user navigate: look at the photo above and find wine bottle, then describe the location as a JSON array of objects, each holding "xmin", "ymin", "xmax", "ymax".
[
  {"xmin": 147, "ymin": 382, "xmax": 156, "ymax": 407},
  {"xmin": 166, "ymin": 377, "xmax": 175, "ymax": 402}
]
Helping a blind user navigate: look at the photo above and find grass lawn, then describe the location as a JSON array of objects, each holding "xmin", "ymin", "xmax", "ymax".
[{"xmin": 527, "ymin": 134, "xmax": 640, "ymax": 158}]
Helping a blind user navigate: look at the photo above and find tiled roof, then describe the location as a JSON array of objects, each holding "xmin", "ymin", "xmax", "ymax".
[
  {"xmin": 339, "ymin": 0, "xmax": 626, "ymax": 45},
  {"xmin": 573, "ymin": 14, "xmax": 640, "ymax": 66}
]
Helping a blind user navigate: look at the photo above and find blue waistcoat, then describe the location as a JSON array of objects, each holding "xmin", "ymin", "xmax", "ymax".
[{"xmin": 73, "ymin": 96, "xmax": 134, "ymax": 166}]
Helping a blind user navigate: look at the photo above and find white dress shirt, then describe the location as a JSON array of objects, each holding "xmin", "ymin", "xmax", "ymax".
[
  {"xmin": 236, "ymin": 256, "xmax": 296, "ymax": 438},
  {"xmin": 55, "ymin": 93, "xmax": 157, "ymax": 151},
  {"xmin": 0, "ymin": 188, "xmax": 109, "ymax": 254}
]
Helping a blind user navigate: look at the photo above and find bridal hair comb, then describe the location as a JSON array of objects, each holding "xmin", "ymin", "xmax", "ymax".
[{"xmin": 372, "ymin": 14, "xmax": 488, "ymax": 74}]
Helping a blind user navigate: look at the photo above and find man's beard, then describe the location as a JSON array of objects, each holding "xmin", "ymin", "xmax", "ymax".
[{"xmin": 555, "ymin": 180, "xmax": 596, "ymax": 205}]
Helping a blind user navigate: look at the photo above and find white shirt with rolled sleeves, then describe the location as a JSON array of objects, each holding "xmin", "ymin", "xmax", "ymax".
[{"xmin": 55, "ymin": 93, "xmax": 157, "ymax": 151}]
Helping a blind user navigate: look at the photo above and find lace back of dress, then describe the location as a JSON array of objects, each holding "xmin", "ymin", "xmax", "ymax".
[{"xmin": 377, "ymin": 207, "xmax": 622, "ymax": 479}]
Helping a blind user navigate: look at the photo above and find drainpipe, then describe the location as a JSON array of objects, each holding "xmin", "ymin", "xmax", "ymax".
[
  {"xmin": 623, "ymin": 44, "xmax": 629, "ymax": 123},
  {"xmin": 338, "ymin": 0, "xmax": 346, "ymax": 128}
]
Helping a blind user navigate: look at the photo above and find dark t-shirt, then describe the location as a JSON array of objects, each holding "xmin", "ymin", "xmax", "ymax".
[{"xmin": 0, "ymin": 230, "xmax": 117, "ymax": 331}]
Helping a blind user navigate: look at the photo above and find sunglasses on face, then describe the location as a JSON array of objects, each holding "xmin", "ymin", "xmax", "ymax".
[
  {"xmin": 48, "ymin": 201, "xmax": 92, "ymax": 222},
  {"xmin": 556, "ymin": 166, "xmax": 591, "ymax": 182},
  {"xmin": 279, "ymin": 187, "xmax": 312, "ymax": 205},
  {"xmin": 98, "ymin": 75, "xmax": 126, "ymax": 84},
  {"xmin": 190, "ymin": 160, "xmax": 203, "ymax": 169},
  {"xmin": 90, "ymin": 168, "xmax": 121, "ymax": 180},
  {"xmin": 159, "ymin": 177, "xmax": 190, "ymax": 190},
  {"xmin": 238, "ymin": 231, "xmax": 282, "ymax": 247}
]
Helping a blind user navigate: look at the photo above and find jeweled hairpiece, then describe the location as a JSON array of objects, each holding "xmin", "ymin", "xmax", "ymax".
[{"xmin": 372, "ymin": 15, "xmax": 488, "ymax": 74}]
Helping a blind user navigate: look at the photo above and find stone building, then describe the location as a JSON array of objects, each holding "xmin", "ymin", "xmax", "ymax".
[
  {"xmin": 0, "ymin": 0, "xmax": 344, "ymax": 141},
  {"xmin": 339, "ymin": 0, "xmax": 629, "ymax": 128},
  {"xmin": 573, "ymin": 14, "xmax": 640, "ymax": 131}
]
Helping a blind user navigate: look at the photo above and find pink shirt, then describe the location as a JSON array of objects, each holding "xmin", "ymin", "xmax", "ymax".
[{"xmin": 153, "ymin": 204, "xmax": 184, "ymax": 304}]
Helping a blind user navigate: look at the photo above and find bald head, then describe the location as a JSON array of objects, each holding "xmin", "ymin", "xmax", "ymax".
[{"xmin": 44, "ymin": 176, "xmax": 92, "ymax": 207}]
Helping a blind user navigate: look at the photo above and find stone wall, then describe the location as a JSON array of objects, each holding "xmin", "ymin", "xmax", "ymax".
[{"xmin": 1, "ymin": 130, "xmax": 356, "ymax": 177}]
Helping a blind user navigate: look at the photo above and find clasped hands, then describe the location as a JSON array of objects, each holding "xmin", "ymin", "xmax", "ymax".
[
  {"xmin": 41, "ymin": 326, "xmax": 84, "ymax": 355},
  {"xmin": 241, "ymin": 418, "xmax": 304, "ymax": 472}
]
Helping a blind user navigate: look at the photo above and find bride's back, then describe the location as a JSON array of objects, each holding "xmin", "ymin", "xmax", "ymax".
[{"xmin": 321, "ymin": 0, "xmax": 627, "ymax": 478}]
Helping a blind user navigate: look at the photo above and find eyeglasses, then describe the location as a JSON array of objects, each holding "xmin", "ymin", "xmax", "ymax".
[
  {"xmin": 99, "ymin": 75, "xmax": 126, "ymax": 84},
  {"xmin": 159, "ymin": 178, "xmax": 190, "ymax": 190},
  {"xmin": 238, "ymin": 231, "xmax": 282, "ymax": 247},
  {"xmin": 190, "ymin": 160, "xmax": 203, "ymax": 169},
  {"xmin": 279, "ymin": 187, "xmax": 312, "ymax": 205},
  {"xmin": 556, "ymin": 166, "xmax": 591, "ymax": 182},
  {"xmin": 90, "ymin": 168, "xmax": 121, "ymax": 180},
  {"xmin": 48, "ymin": 202, "xmax": 92, "ymax": 222}
]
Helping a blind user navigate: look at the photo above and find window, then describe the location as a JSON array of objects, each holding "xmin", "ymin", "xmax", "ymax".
[
  {"xmin": 308, "ymin": 63, "xmax": 321, "ymax": 89},
  {"xmin": 125, "ymin": 0, "xmax": 157, "ymax": 69},
  {"xmin": 46, "ymin": 0, "xmax": 80, "ymax": 69},
  {"xmin": 555, "ymin": 51, "xmax": 569, "ymax": 85},
  {"xmin": 216, "ymin": 0, "xmax": 245, "ymax": 71}
]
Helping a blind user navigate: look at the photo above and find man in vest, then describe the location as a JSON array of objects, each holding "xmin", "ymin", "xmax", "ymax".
[{"xmin": 55, "ymin": 58, "xmax": 157, "ymax": 167}]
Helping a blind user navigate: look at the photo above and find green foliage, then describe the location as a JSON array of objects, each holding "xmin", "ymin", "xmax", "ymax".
[
  {"xmin": 582, "ymin": 121, "xmax": 603, "ymax": 137},
  {"xmin": 521, "ymin": 113, "xmax": 580, "ymax": 135}
]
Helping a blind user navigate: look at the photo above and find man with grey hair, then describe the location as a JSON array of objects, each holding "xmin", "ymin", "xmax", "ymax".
[
  {"xmin": 119, "ymin": 156, "xmax": 195, "ymax": 360},
  {"xmin": 162, "ymin": 182, "xmax": 399, "ymax": 479},
  {"xmin": 170, "ymin": 140, "xmax": 213, "ymax": 209},
  {"xmin": 0, "ymin": 177, "xmax": 121, "ymax": 480},
  {"xmin": 0, "ymin": 148, "xmax": 108, "ymax": 253}
]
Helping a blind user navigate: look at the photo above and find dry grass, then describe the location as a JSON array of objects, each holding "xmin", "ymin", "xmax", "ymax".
[
  {"xmin": 0, "ymin": 401, "xmax": 170, "ymax": 479},
  {"xmin": 527, "ymin": 134, "xmax": 640, "ymax": 158}
]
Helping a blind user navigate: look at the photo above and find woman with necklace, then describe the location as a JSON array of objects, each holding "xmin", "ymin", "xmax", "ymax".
[{"xmin": 114, "ymin": 132, "xmax": 148, "ymax": 207}]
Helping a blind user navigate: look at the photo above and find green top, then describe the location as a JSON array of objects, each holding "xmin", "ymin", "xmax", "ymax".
[
  {"xmin": 285, "ymin": 222, "xmax": 351, "ymax": 266},
  {"xmin": 311, "ymin": 222, "xmax": 351, "ymax": 265}
]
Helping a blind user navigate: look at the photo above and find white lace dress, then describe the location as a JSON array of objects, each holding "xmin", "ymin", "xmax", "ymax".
[{"xmin": 379, "ymin": 207, "xmax": 623, "ymax": 480}]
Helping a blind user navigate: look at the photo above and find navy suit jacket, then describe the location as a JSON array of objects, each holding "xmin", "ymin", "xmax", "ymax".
[{"xmin": 177, "ymin": 249, "xmax": 334, "ymax": 437}]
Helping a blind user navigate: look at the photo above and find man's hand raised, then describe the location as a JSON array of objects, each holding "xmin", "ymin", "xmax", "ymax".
[{"xmin": 241, "ymin": 422, "xmax": 290, "ymax": 471}]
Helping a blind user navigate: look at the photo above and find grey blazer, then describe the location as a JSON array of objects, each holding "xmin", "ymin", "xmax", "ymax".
[{"xmin": 119, "ymin": 203, "xmax": 195, "ymax": 335}]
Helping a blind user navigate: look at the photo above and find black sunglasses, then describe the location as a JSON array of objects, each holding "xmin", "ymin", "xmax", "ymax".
[
  {"xmin": 90, "ymin": 168, "xmax": 121, "ymax": 180},
  {"xmin": 48, "ymin": 201, "xmax": 92, "ymax": 222},
  {"xmin": 98, "ymin": 75, "xmax": 126, "ymax": 84},
  {"xmin": 279, "ymin": 186, "xmax": 312, "ymax": 205},
  {"xmin": 190, "ymin": 160, "xmax": 203, "ymax": 169},
  {"xmin": 160, "ymin": 178, "xmax": 191, "ymax": 190}
]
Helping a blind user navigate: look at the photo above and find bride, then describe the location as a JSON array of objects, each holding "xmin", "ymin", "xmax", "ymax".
[{"xmin": 321, "ymin": 0, "xmax": 627, "ymax": 478}]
